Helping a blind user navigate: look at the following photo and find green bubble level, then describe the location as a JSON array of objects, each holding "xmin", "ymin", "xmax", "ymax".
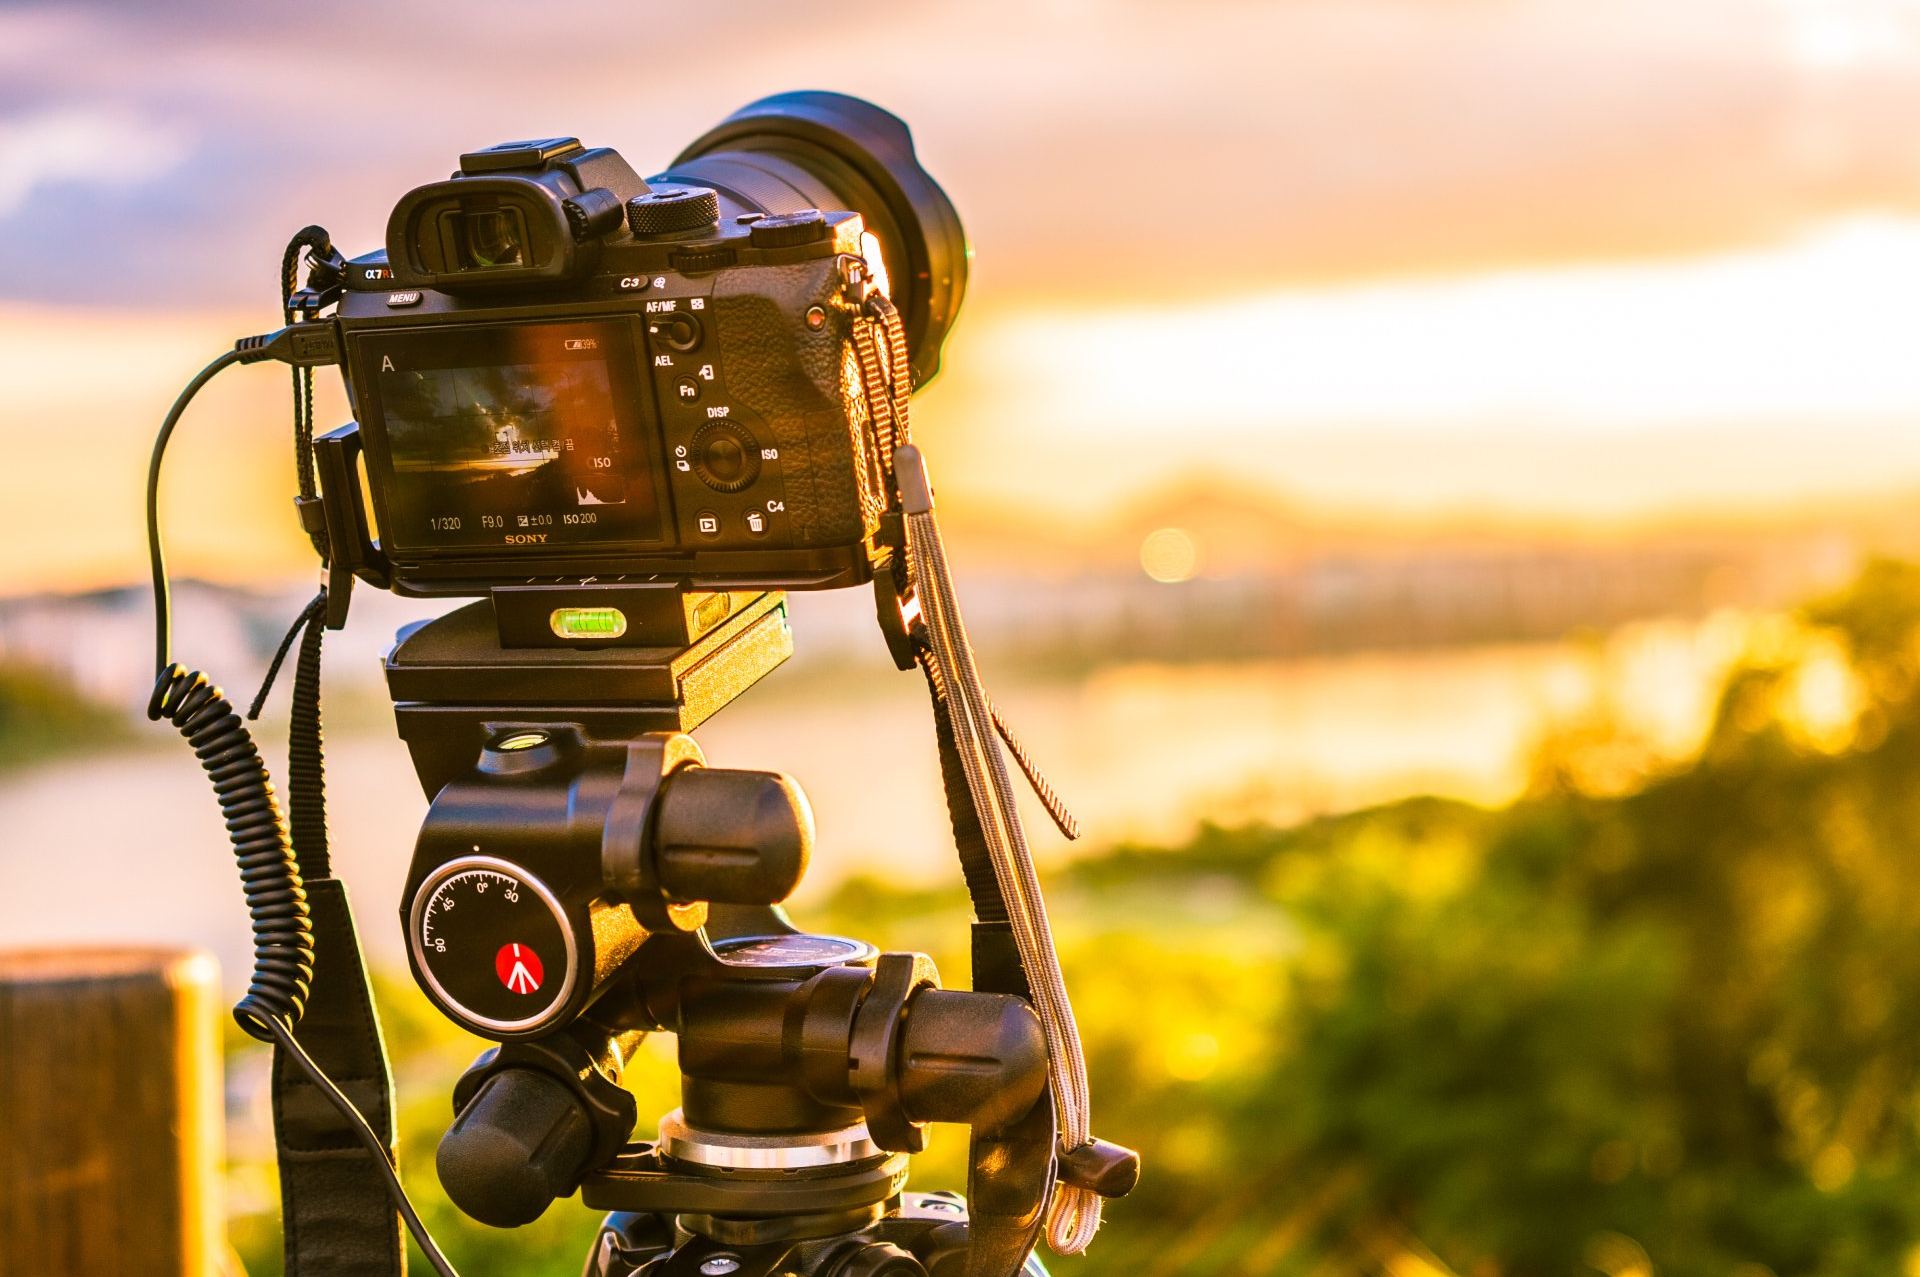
[{"xmin": 549, "ymin": 607, "xmax": 628, "ymax": 640}]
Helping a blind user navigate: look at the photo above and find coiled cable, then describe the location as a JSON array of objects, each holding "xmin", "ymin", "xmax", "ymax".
[
  {"xmin": 144, "ymin": 348, "xmax": 315, "ymax": 1037},
  {"xmin": 147, "ymin": 663, "xmax": 313, "ymax": 1031},
  {"xmin": 144, "ymin": 343, "xmax": 461, "ymax": 1277}
]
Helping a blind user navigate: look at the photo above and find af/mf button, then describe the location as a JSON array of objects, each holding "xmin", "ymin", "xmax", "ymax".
[{"xmin": 689, "ymin": 422, "xmax": 762, "ymax": 493}]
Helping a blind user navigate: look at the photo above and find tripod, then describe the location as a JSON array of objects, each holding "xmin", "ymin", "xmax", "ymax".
[{"xmin": 385, "ymin": 584, "xmax": 1089, "ymax": 1277}]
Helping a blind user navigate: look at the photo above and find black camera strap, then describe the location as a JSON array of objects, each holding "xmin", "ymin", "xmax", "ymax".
[
  {"xmin": 852, "ymin": 289, "xmax": 1117, "ymax": 1271},
  {"xmin": 255, "ymin": 595, "xmax": 406, "ymax": 1277}
]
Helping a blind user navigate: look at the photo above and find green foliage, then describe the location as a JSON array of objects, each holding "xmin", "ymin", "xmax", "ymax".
[
  {"xmin": 1058, "ymin": 555, "xmax": 1920, "ymax": 1277},
  {"xmin": 0, "ymin": 661, "xmax": 124, "ymax": 768}
]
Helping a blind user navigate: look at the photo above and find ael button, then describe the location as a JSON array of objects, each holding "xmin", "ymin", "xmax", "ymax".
[
  {"xmin": 649, "ymin": 312, "xmax": 702, "ymax": 353},
  {"xmin": 748, "ymin": 209, "xmax": 829, "ymax": 249}
]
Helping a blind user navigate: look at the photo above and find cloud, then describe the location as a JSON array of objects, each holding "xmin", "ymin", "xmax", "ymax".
[
  {"xmin": 0, "ymin": 108, "xmax": 190, "ymax": 217},
  {"xmin": 9, "ymin": 0, "xmax": 1920, "ymax": 304}
]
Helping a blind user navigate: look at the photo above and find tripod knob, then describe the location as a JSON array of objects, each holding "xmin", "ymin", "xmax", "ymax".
[
  {"xmin": 653, "ymin": 765, "xmax": 813, "ymax": 905},
  {"xmin": 438, "ymin": 1067, "xmax": 594, "ymax": 1226},
  {"xmin": 823, "ymin": 1242, "xmax": 929, "ymax": 1277},
  {"xmin": 897, "ymin": 989, "xmax": 1048, "ymax": 1131}
]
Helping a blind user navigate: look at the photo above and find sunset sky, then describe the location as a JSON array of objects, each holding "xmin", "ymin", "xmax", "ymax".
[{"xmin": 9, "ymin": 0, "xmax": 1920, "ymax": 592}]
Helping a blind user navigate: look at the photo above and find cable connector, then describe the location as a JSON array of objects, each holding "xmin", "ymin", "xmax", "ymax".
[{"xmin": 235, "ymin": 323, "xmax": 341, "ymax": 368}]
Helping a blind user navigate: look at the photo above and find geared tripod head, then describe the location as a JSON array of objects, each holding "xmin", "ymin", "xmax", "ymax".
[{"xmin": 386, "ymin": 587, "xmax": 1125, "ymax": 1277}]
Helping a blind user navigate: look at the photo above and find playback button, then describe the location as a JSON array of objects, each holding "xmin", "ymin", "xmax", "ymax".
[{"xmin": 695, "ymin": 511, "xmax": 722, "ymax": 538}]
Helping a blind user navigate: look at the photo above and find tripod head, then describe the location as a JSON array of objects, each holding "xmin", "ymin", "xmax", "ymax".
[
  {"xmin": 440, "ymin": 931, "xmax": 1049, "ymax": 1229},
  {"xmin": 384, "ymin": 585, "xmax": 1127, "ymax": 1275}
]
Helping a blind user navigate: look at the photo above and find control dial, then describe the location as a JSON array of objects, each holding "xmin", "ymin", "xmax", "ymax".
[
  {"xmin": 626, "ymin": 185, "xmax": 721, "ymax": 237},
  {"xmin": 689, "ymin": 421, "xmax": 763, "ymax": 493},
  {"xmin": 409, "ymin": 855, "xmax": 579, "ymax": 1036}
]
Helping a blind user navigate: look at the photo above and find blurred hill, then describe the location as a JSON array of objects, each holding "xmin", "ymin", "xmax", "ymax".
[{"xmin": 9, "ymin": 480, "xmax": 1914, "ymax": 719}]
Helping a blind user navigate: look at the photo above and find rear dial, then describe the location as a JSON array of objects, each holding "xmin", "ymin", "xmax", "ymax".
[{"xmin": 409, "ymin": 855, "xmax": 578, "ymax": 1036}]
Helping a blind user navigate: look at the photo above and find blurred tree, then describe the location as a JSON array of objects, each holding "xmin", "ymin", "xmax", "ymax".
[
  {"xmin": 1131, "ymin": 556, "xmax": 1920, "ymax": 1276},
  {"xmin": 0, "ymin": 662, "xmax": 124, "ymax": 769}
]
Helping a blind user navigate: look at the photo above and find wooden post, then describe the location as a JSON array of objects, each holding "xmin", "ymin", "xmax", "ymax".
[{"xmin": 0, "ymin": 948, "xmax": 226, "ymax": 1277}]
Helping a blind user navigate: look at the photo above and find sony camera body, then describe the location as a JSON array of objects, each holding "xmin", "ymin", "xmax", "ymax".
[
  {"xmin": 331, "ymin": 144, "xmax": 882, "ymax": 598},
  {"xmin": 316, "ymin": 95, "xmax": 967, "ymax": 606}
]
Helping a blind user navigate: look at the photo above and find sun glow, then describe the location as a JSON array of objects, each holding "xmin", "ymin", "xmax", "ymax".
[{"xmin": 974, "ymin": 217, "xmax": 1920, "ymax": 435}]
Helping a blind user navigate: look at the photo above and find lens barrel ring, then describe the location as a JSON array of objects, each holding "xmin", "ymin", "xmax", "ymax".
[{"xmin": 664, "ymin": 91, "xmax": 968, "ymax": 387}]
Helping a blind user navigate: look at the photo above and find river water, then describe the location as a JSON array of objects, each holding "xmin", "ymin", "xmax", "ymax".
[{"xmin": 0, "ymin": 615, "xmax": 1739, "ymax": 984}]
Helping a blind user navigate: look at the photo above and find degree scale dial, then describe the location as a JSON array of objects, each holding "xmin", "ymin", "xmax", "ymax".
[{"xmin": 409, "ymin": 854, "xmax": 580, "ymax": 1036}]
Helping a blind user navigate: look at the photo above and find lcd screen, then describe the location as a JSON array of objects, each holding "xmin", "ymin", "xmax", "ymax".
[{"xmin": 357, "ymin": 319, "xmax": 666, "ymax": 553}]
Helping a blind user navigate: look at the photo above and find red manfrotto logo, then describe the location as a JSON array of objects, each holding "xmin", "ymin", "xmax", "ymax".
[{"xmin": 495, "ymin": 943, "xmax": 544, "ymax": 995}]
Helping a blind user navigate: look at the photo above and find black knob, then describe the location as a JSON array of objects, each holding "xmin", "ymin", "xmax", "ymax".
[
  {"xmin": 896, "ymin": 988, "xmax": 1047, "ymax": 1131},
  {"xmin": 437, "ymin": 1067, "xmax": 593, "ymax": 1227},
  {"xmin": 688, "ymin": 422, "xmax": 762, "ymax": 493},
  {"xmin": 626, "ymin": 185, "xmax": 721, "ymax": 236},
  {"xmin": 825, "ymin": 1243, "xmax": 928, "ymax": 1277},
  {"xmin": 748, "ymin": 209, "xmax": 830, "ymax": 248},
  {"xmin": 564, "ymin": 186, "xmax": 627, "ymax": 242},
  {"xmin": 653, "ymin": 766, "xmax": 812, "ymax": 904}
]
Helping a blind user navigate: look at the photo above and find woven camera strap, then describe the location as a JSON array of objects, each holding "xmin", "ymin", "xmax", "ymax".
[
  {"xmin": 851, "ymin": 290, "xmax": 1099, "ymax": 1273},
  {"xmin": 254, "ymin": 596, "xmax": 406, "ymax": 1277}
]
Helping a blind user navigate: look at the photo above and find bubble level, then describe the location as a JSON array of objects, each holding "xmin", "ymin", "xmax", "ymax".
[{"xmin": 550, "ymin": 607, "xmax": 627, "ymax": 640}]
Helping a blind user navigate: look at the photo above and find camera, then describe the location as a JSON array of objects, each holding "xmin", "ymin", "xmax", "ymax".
[
  {"xmin": 146, "ymin": 90, "xmax": 1132, "ymax": 1277},
  {"xmin": 315, "ymin": 92, "xmax": 968, "ymax": 603}
]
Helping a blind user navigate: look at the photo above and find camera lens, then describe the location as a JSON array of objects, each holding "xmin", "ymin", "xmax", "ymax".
[
  {"xmin": 659, "ymin": 92, "xmax": 968, "ymax": 387},
  {"xmin": 453, "ymin": 204, "xmax": 528, "ymax": 269}
]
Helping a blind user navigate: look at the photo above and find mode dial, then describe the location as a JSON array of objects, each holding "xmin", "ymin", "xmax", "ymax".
[{"xmin": 626, "ymin": 186, "xmax": 721, "ymax": 237}]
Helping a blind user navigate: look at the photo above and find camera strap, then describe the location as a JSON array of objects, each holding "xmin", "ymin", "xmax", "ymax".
[
  {"xmin": 254, "ymin": 595, "xmax": 406, "ymax": 1277},
  {"xmin": 852, "ymin": 288, "xmax": 1128, "ymax": 1261}
]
